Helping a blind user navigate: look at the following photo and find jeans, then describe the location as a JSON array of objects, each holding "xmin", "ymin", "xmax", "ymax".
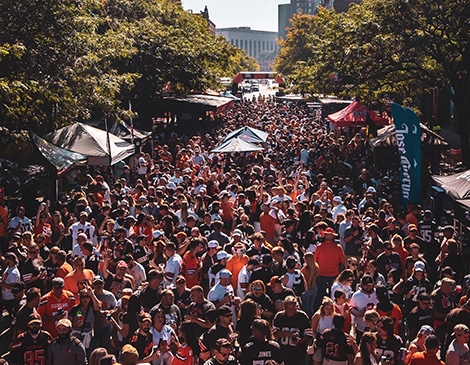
[
  {"xmin": 314, "ymin": 275, "xmax": 336, "ymax": 311},
  {"xmin": 95, "ymin": 324, "xmax": 112, "ymax": 352},
  {"xmin": 301, "ymin": 286, "xmax": 318, "ymax": 318}
]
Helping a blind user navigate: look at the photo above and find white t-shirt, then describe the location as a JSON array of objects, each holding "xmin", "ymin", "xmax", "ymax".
[
  {"xmin": 2, "ymin": 266, "xmax": 20, "ymax": 300},
  {"xmin": 130, "ymin": 262, "xmax": 147, "ymax": 288},
  {"xmin": 208, "ymin": 283, "xmax": 236, "ymax": 323},
  {"xmin": 70, "ymin": 221, "xmax": 96, "ymax": 246},
  {"xmin": 350, "ymin": 290, "xmax": 378, "ymax": 332},
  {"xmin": 137, "ymin": 157, "xmax": 147, "ymax": 175},
  {"xmin": 237, "ymin": 266, "xmax": 251, "ymax": 300},
  {"xmin": 164, "ymin": 254, "xmax": 182, "ymax": 288},
  {"xmin": 8, "ymin": 216, "xmax": 32, "ymax": 234}
]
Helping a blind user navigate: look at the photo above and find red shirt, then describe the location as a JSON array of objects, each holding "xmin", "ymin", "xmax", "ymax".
[
  {"xmin": 409, "ymin": 351, "xmax": 444, "ymax": 365},
  {"xmin": 37, "ymin": 290, "xmax": 76, "ymax": 337},
  {"xmin": 182, "ymin": 252, "xmax": 200, "ymax": 288},
  {"xmin": 314, "ymin": 240, "xmax": 345, "ymax": 277}
]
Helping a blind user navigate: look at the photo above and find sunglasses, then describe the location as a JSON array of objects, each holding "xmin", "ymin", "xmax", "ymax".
[
  {"xmin": 349, "ymin": 263, "xmax": 358, "ymax": 267},
  {"xmin": 223, "ymin": 314, "xmax": 232, "ymax": 318},
  {"xmin": 252, "ymin": 287, "xmax": 263, "ymax": 291}
]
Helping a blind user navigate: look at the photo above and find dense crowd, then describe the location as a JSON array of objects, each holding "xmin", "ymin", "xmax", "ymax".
[{"xmin": 0, "ymin": 99, "xmax": 468, "ymax": 365}]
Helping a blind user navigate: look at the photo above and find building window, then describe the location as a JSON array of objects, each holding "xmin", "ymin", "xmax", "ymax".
[
  {"xmin": 245, "ymin": 39, "xmax": 248, "ymax": 52},
  {"xmin": 235, "ymin": 39, "xmax": 238, "ymax": 47}
]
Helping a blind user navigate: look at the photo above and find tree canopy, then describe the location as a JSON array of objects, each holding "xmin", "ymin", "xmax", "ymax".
[
  {"xmin": 0, "ymin": 0, "xmax": 251, "ymax": 133},
  {"xmin": 275, "ymin": 0, "xmax": 470, "ymax": 163}
]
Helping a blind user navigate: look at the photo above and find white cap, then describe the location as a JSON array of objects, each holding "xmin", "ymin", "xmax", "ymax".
[
  {"xmin": 121, "ymin": 200, "xmax": 129, "ymax": 206},
  {"xmin": 217, "ymin": 251, "xmax": 230, "ymax": 260},
  {"xmin": 333, "ymin": 196, "xmax": 343, "ymax": 203},
  {"xmin": 414, "ymin": 261, "xmax": 425, "ymax": 272},
  {"xmin": 219, "ymin": 269, "xmax": 232, "ymax": 279},
  {"xmin": 208, "ymin": 240, "xmax": 219, "ymax": 249},
  {"xmin": 152, "ymin": 230, "xmax": 165, "ymax": 239},
  {"xmin": 232, "ymin": 229, "xmax": 243, "ymax": 237},
  {"xmin": 367, "ymin": 186, "xmax": 377, "ymax": 193}
]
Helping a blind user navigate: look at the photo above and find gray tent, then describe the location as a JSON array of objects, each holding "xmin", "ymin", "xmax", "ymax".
[
  {"xmin": 212, "ymin": 137, "xmax": 264, "ymax": 153},
  {"xmin": 222, "ymin": 126, "xmax": 269, "ymax": 144},
  {"xmin": 45, "ymin": 123, "xmax": 135, "ymax": 165},
  {"xmin": 370, "ymin": 123, "xmax": 449, "ymax": 150}
]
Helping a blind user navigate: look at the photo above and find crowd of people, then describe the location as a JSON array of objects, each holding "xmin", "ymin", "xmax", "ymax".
[{"xmin": 0, "ymin": 99, "xmax": 468, "ymax": 365}]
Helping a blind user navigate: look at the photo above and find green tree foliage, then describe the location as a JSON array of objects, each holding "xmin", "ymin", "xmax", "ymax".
[
  {"xmin": 0, "ymin": 0, "xmax": 245, "ymax": 132},
  {"xmin": 275, "ymin": 0, "xmax": 470, "ymax": 164},
  {"xmin": 225, "ymin": 48, "xmax": 260, "ymax": 78}
]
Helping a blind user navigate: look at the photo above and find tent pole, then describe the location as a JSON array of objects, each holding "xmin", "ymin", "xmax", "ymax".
[{"xmin": 104, "ymin": 114, "xmax": 112, "ymax": 185}]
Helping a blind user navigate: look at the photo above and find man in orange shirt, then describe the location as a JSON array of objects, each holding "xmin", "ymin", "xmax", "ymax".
[
  {"xmin": 37, "ymin": 277, "xmax": 76, "ymax": 338},
  {"xmin": 226, "ymin": 242, "xmax": 248, "ymax": 290},
  {"xmin": 314, "ymin": 227, "xmax": 345, "ymax": 310},
  {"xmin": 55, "ymin": 250, "xmax": 73, "ymax": 279},
  {"xmin": 259, "ymin": 204, "xmax": 277, "ymax": 245},
  {"xmin": 409, "ymin": 334, "xmax": 444, "ymax": 365},
  {"xmin": 64, "ymin": 256, "xmax": 95, "ymax": 295}
]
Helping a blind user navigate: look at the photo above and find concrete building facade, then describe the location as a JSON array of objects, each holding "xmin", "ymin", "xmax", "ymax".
[{"xmin": 216, "ymin": 27, "xmax": 278, "ymax": 59}]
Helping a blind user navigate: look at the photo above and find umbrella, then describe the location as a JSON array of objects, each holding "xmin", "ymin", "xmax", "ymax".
[
  {"xmin": 222, "ymin": 126, "xmax": 269, "ymax": 143},
  {"xmin": 212, "ymin": 137, "xmax": 264, "ymax": 153}
]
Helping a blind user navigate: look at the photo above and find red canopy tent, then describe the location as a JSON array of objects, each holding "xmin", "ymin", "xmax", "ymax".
[{"xmin": 327, "ymin": 101, "xmax": 390, "ymax": 127}]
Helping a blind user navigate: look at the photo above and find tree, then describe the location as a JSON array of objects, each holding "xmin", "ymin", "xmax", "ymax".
[
  {"xmin": 276, "ymin": 0, "xmax": 470, "ymax": 165},
  {"xmin": 0, "ymin": 0, "xmax": 249, "ymax": 133}
]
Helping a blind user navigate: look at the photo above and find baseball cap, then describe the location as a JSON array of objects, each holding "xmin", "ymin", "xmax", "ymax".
[
  {"xmin": 57, "ymin": 318, "xmax": 72, "ymax": 328},
  {"xmin": 268, "ymin": 276, "xmax": 283, "ymax": 286},
  {"xmin": 125, "ymin": 215, "xmax": 137, "ymax": 222},
  {"xmin": 464, "ymin": 274, "xmax": 470, "ymax": 288},
  {"xmin": 140, "ymin": 313, "xmax": 152, "ymax": 322},
  {"xmin": 366, "ymin": 186, "xmax": 376, "ymax": 193},
  {"xmin": 52, "ymin": 277, "xmax": 65, "ymax": 288},
  {"xmin": 122, "ymin": 345, "xmax": 139, "ymax": 363},
  {"xmin": 117, "ymin": 261, "xmax": 128, "ymax": 269},
  {"xmin": 410, "ymin": 243, "xmax": 420, "ymax": 250},
  {"xmin": 139, "ymin": 196, "xmax": 147, "ymax": 202},
  {"xmin": 12, "ymin": 232, "xmax": 22, "ymax": 240},
  {"xmin": 80, "ymin": 211, "xmax": 88, "ymax": 217},
  {"xmin": 419, "ymin": 325, "xmax": 435, "ymax": 336},
  {"xmin": 333, "ymin": 196, "xmax": 343, "ymax": 203},
  {"xmin": 28, "ymin": 313, "xmax": 42, "ymax": 325},
  {"xmin": 152, "ymin": 230, "xmax": 165, "ymax": 239},
  {"xmin": 361, "ymin": 275, "xmax": 374, "ymax": 286},
  {"xmin": 93, "ymin": 276, "xmax": 104, "ymax": 284},
  {"xmin": 219, "ymin": 269, "xmax": 232, "ymax": 279},
  {"xmin": 11, "ymin": 282, "xmax": 25, "ymax": 294},
  {"xmin": 218, "ymin": 305, "xmax": 232, "ymax": 316},
  {"xmin": 120, "ymin": 200, "xmax": 129, "ymax": 206},
  {"xmin": 4, "ymin": 252, "xmax": 18, "ymax": 263},
  {"xmin": 208, "ymin": 240, "xmax": 219, "ymax": 249},
  {"xmin": 217, "ymin": 251, "xmax": 230, "ymax": 260},
  {"xmin": 442, "ymin": 266, "xmax": 456, "ymax": 276},
  {"xmin": 409, "ymin": 224, "xmax": 418, "ymax": 232},
  {"xmin": 414, "ymin": 261, "xmax": 425, "ymax": 272},
  {"xmin": 232, "ymin": 229, "xmax": 243, "ymax": 237}
]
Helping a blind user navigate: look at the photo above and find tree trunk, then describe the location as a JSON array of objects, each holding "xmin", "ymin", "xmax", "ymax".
[{"xmin": 454, "ymin": 88, "xmax": 470, "ymax": 168}]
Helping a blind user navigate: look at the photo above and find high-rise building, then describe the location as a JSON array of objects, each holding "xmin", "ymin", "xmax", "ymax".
[
  {"xmin": 279, "ymin": 0, "xmax": 361, "ymax": 40},
  {"xmin": 216, "ymin": 27, "xmax": 278, "ymax": 59}
]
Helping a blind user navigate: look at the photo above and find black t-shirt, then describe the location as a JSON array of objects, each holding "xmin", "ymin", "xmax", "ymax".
[
  {"xmin": 249, "ymin": 267, "xmax": 273, "ymax": 286},
  {"xmin": 15, "ymin": 304, "xmax": 34, "ymax": 334},
  {"xmin": 139, "ymin": 287, "xmax": 162, "ymax": 312},
  {"xmin": 268, "ymin": 288, "xmax": 296, "ymax": 313},
  {"xmin": 344, "ymin": 226, "xmax": 364, "ymax": 256},
  {"xmin": 104, "ymin": 272, "xmax": 133, "ymax": 299},
  {"xmin": 122, "ymin": 311, "xmax": 140, "ymax": 344},
  {"xmin": 431, "ymin": 289, "xmax": 454, "ymax": 318},
  {"xmin": 202, "ymin": 323, "xmax": 231, "ymax": 351},
  {"xmin": 204, "ymin": 356, "xmax": 238, "ymax": 365},
  {"xmin": 376, "ymin": 252, "xmax": 402, "ymax": 278},
  {"xmin": 22, "ymin": 259, "xmax": 44, "ymax": 292},
  {"xmin": 129, "ymin": 331, "xmax": 153, "ymax": 359},
  {"xmin": 240, "ymin": 339, "xmax": 282, "ymax": 365},
  {"xmin": 172, "ymin": 288, "xmax": 191, "ymax": 317},
  {"xmin": 375, "ymin": 335, "xmax": 403, "ymax": 363},
  {"xmin": 317, "ymin": 328, "xmax": 354, "ymax": 362},
  {"xmin": 407, "ymin": 305, "xmax": 434, "ymax": 339},
  {"xmin": 85, "ymin": 253, "xmax": 100, "ymax": 274},
  {"xmin": 187, "ymin": 300, "xmax": 216, "ymax": 337},
  {"xmin": 244, "ymin": 293, "xmax": 275, "ymax": 320},
  {"xmin": 273, "ymin": 310, "xmax": 310, "ymax": 365}
]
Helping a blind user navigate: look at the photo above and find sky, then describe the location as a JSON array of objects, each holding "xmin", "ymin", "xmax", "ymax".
[{"xmin": 182, "ymin": 0, "xmax": 287, "ymax": 32}]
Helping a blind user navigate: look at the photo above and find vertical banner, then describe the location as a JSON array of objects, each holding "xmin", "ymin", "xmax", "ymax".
[{"xmin": 392, "ymin": 103, "xmax": 422, "ymax": 208}]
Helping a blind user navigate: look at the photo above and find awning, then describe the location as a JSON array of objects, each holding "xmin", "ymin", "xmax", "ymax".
[
  {"xmin": 212, "ymin": 137, "xmax": 264, "ymax": 153},
  {"xmin": 328, "ymin": 101, "xmax": 390, "ymax": 127},
  {"xmin": 370, "ymin": 123, "xmax": 449, "ymax": 150},
  {"xmin": 163, "ymin": 94, "xmax": 234, "ymax": 114},
  {"xmin": 30, "ymin": 132, "xmax": 87, "ymax": 174},
  {"xmin": 222, "ymin": 126, "xmax": 269, "ymax": 144},
  {"xmin": 433, "ymin": 170, "xmax": 470, "ymax": 200},
  {"xmin": 85, "ymin": 120, "xmax": 152, "ymax": 141},
  {"xmin": 45, "ymin": 123, "xmax": 135, "ymax": 165}
]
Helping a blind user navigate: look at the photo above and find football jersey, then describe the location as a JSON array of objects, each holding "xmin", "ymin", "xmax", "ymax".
[
  {"xmin": 69, "ymin": 221, "xmax": 96, "ymax": 246},
  {"xmin": 10, "ymin": 331, "xmax": 52, "ymax": 365},
  {"xmin": 375, "ymin": 335, "xmax": 403, "ymax": 362},
  {"xmin": 37, "ymin": 290, "xmax": 76, "ymax": 337},
  {"xmin": 240, "ymin": 339, "xmax": 282, "ymax": 365},
  {"xmin": 317, "ymin": 328, "xmax": 354, "ymax": 362}
]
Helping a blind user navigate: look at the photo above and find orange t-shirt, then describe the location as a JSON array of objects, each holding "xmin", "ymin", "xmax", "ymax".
[
  {"xmin": 0, "ymin": 206, "xmax": 7, "ymax": 237},
  {"xmin": 182, "ymin": 252, "xmax": 200, "ymax": 288},
  {"xmin": 64, "ymin": 269, "xmax": 95, "ymax": 295},
  {"xmin": 226, "ymin": 255, "xmax": 248, "ymax": 290},
  {"xmin": 260, "ymin": 212, "xmax": 276, "ymax": 241},
  {"xmin": 56, "ymin": 262, "xmax": 73, "ymax": 279},
  {"xmin": 377, "ymin": 303, "xmax": 402, "ymax": 334},
  {"xmin": 314, "ymin": 241, "xmax": 345, "ymax": 277},
  {"xmin": 221, "ymin": 201, "xmax": 234, "ymax": 221},
  {"xmin": 37, "ymin": 290, "xmax": 76, "ymax": 337}
]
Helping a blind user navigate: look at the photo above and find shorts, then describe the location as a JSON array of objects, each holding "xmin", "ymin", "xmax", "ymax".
[{"xmin": 312, "ymin": 348, "xmax": 323, "ymax": 362}]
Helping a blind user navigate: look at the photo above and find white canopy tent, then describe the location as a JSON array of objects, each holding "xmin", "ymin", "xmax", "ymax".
[
  {"xmin": 45, "ymin": 123, "xmax": 135, "ymax": 165},
  {"xmin": 222, "ymin": 126, "xmax": 269, "ymax": 144},
  {"xmin": 212, "ymin": 137, "xmax": 264, "ymax": 153}
]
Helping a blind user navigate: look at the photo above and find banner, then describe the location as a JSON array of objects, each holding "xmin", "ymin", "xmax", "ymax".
[{"xmin": 392, "ymin": 103, "xmax": 421, "ymax": 208}]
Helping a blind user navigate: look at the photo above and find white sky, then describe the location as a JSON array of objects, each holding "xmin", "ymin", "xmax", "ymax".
[{"xmin": 182, "ymin": 0, "xmax": 288, "ymax": 32}]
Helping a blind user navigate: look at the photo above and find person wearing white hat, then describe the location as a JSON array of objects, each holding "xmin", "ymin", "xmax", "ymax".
[
  {"xmin": 331, "ymin": 196, "xmax": 347, "ymax": 221},
  {"xmin": 207, "ymin": 251, "xmax": 231, "ymax": 288}
]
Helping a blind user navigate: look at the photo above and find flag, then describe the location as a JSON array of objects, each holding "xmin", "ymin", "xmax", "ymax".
[{"xmin": 392, "ymin": 103, "xmax": 421, "ymax": 207}]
